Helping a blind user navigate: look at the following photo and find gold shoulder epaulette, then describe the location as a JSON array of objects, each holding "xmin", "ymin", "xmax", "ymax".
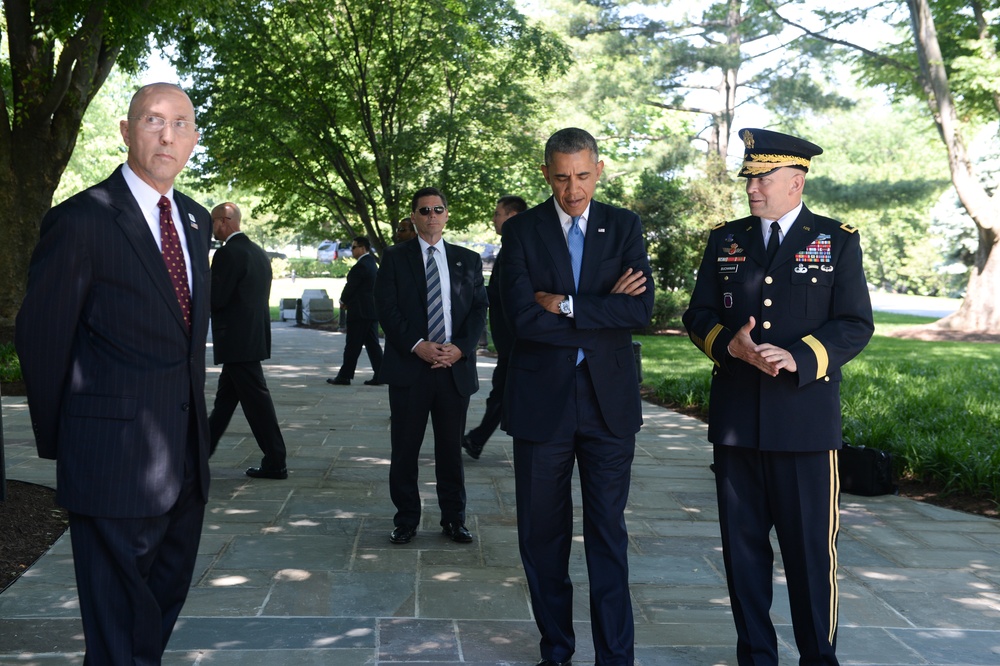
[
  {"xmin": 840, "ymin": 223, "xmax": 858, "ymax": 234},
  {"xmin": 712, "ymin": 221, "xmax": 726, "ymax": 230}
]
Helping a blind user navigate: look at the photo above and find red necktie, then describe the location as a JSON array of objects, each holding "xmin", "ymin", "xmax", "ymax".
[{"xmin": 158, "ymin": 196, "xmax": 192, "ymax": 332}]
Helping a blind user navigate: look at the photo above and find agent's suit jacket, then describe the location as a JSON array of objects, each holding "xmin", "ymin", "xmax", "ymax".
[
  {"xmin": 374, "ymin": 238, "xmax": 487, "ymax": 395},
  {"xmin": 683, "ymin": 204, "xmax": 874, "ymax": 452},
  {"xmin": 15, "ymin": 166, "xmax": 213, "ymax": 518},
  {"xmin": 500, "ymin": 197, "xmax": 654, "ymax": 441},
  {"xmin": 340, "ymin": 252, "xmax": 379, "ymax": 322},
  {"xmin": 211, "ymin": 232, "xmax": 272, "ymax": 364},
  {"xmin": 486, "ymin": 252, "xmax": 513, "ymax": 358}
]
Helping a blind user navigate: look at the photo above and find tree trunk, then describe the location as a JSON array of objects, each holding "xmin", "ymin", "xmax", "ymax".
[{"xmin": 907, "ymin": 0, "xmax": 1000, "ymax": 332}]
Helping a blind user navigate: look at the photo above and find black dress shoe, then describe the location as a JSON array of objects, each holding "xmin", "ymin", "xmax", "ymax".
[
  {"xmin": 442, "ymin": 522, "xmax": 473, "ymax": 543},
  {"xmin": 327, "ymin": 377, "xmax": 350, "ymax": 385},
  {"xmin": 389, "ymin": 525, "xmax": 417, "ymax": 544},
  {"xmin": 245, "ymin": 466, "xmax": 288, "ymax": 480},
  {"xmin": 536, "ymin": 660, "xmax": 571, "ymax": 666},
  {"xmin": 462, "ymin": 435, "xmax": 483, "ymax": 460},
  {"xmin": 363, "ymin": 379, "xmax": 383, "ymax": 386}
]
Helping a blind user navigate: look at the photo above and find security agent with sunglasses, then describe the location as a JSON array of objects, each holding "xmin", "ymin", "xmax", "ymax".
[
  {"xmin": 499, "ymin": 127, "xmax": 652, "ymax": 666},
  {"xmin": 374, "ymin": 187, "xmax": 488, "ymax": 545},
  {"xmin": 16, "ymin": 83, "xmax": 212, "ymax": 664},
  {"xmin": 683, "ymin": 128, "xmax": 874, "ymax": 666}
]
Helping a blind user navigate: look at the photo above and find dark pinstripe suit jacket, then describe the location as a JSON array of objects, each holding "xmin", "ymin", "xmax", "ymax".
[{"xmin": 15, "ymin": 166, "xmax": 213, "ymax": 518}]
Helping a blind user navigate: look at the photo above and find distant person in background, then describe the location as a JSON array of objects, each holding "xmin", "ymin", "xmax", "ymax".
[
  {"xmin": 15, "ymin": 82, "xmax": 212, "ymax": 665},
  {"xmin": 375, "ymin": 187, "xmax": 488, "ymax": 545},
  {"xmin": 462, "ymin": 194, "xmax": 528, "ymax": 459},
  {"xmin": 393, "ymin": 217, "xmax": 417, "ymax": 244},
  {"xmin": 328, "ymin": 235, "xmax": 384, "ymax": 386},
  {"xmin": 683, "ymin": 128, "xmax": 874, "ymax": 666},
  {"xmin": 209, "ymin": 202, "xmax": 288, "ymax": 480}
]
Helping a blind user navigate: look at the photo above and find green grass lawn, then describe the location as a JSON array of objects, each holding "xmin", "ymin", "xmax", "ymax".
[{"xmin": 638, "ymin": 312, "xmax": 1000, "ymax": 502}]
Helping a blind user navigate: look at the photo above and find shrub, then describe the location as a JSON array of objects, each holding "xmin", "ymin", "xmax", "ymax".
[{"xmin": 0, "ymin": 342, "xmax": 22, "ymax": 383}]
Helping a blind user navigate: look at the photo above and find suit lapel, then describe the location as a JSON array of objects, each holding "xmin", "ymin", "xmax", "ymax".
[
  {"xmin": 577, "ymin": 201, "xmax": 605, "ymax": 293},
  {"xmin": 776, "ymin": 206, "xmax": 816, "ymax": 267},
  {"xmin": 444, "ymin": 242, "xmax": 468, "ymax": 311},
  {"xmin": 406, "ymin": 240, "xmax": 428, "ymax": 310},
  {"xmin": 106, "ymin": 170, "xmax": 189, "ymax": 333},
  {"xmin": 535, "ymin": 199, "xmax": 576, "ymax": 295}
]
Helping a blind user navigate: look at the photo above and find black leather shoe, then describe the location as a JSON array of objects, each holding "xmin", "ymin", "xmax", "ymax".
[
  {"xmin": 327, "ymin": 377, "xmax": 350, "ymax": 385},
  {"xmin": 389, "ymin": 525, "xmax": 417, "ymax": 544},
  {"xmin": 442, "ymin": 522, "xmax": 473, "ymax": 543},
  {"xmin": 245, "ymin": 466, "xmax": 288, "ymax": 480},
  {"xmin": 462, "ymin": 435, "xmax": 483, "ymax": 460},
  {"xmin": 536, "ymin": 660, "xmax": 571, "ymax": 666},
  {"xmin": 363, "ymin": 379, "xmax": 383, "ymax": 386}
]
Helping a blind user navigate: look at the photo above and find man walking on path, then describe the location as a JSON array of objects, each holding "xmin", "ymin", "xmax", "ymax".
[
  {"xmin": 328, "ymin": 235, "xmax": 384, "ymax": 386},
  {"xmin": 208, "ymin": 202, "xmax": 288, "ymax": 480},
  {"xmin": 462, "ymin": 195, "xmax": 528, "ymax": 459}
]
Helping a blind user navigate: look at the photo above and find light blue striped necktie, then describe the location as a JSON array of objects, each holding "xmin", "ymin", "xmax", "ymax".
[
  {"xmin": 568, "ymin": 216, "xmax": 584, "ymax": 364},
  {"xmin": 425, "ymin": 246, "xmax": 446, "ymax": 343}
]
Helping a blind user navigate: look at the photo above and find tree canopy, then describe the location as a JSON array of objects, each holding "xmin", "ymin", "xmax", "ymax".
[{"xmin": 170, "ymin": 0, "xmax": 568, "ymax": 249}]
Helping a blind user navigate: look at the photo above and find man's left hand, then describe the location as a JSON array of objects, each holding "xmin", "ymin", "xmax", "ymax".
[{"xmin": 535, "ymin": 291, "xmax": 565, "ymax": 314}]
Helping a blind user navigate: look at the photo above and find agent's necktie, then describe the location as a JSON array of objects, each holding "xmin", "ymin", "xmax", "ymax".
[
  {"xmin": 425, "ymin": 246, "xmax": 446, "ymax": 343},
  {"xmin": 765, "ymin": 221, "xmax": 781, "ymax": 266},
  {"xmin": 568, "ymin": 216, "xmax": 584, "ymax": 364},
  {"xmin": 158, "ymin": 196, "xmax": 192, "ymax": 333}
]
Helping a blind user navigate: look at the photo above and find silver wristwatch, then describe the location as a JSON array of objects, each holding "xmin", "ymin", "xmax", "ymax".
[{"xmin": 558, "ymin": 297, "xmax": 572, "ymax": 316}]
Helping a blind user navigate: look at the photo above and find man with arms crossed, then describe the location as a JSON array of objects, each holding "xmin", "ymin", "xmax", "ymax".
[
  {"xmin": 16, "ymin": 83, "xmax": 212, "ymax": 664},
  {"xmin": 683, "ymin": 128, "xmax": 874, "ymax": 666},
  {"xmin": 500, "ymin": 128, "xmax": 652, "ymax": 666}
]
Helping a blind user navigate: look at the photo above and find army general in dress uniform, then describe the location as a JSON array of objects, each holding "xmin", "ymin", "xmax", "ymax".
[{"xmin": 683, "ymin": 128, "xmax": 875, "ymax": 666}]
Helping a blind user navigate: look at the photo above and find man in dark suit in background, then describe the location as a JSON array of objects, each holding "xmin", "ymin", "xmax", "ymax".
[
  {"xmin": 15, "ymin": 83, "xmax": 212, "ymax": 664},
  {"xmin": 462, "ymin": 194, "xmax": 528, "ymax": 459},
  {"xmin": 393, "ymin": 217, "xmax": 417, "ymax": 244},
  {"xmin": 683, "ymin": 128, "xmax": 874, "ymax": 666},
  {"xmin": 375, "ymin": 187, "xmax": 487, "ymax": 545},
  {"xmin": 500, "ymin": 128, "xmax": 653, "ymax": 666},
  {"xmin": 208, "ymin": 202, "xmax": 288, "ymax": 479},
  {"xmin": 328, "ymin": 235, "xmax": 384, "ymax": 386}
]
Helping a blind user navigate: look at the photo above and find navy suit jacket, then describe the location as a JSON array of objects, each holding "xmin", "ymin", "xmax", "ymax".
[
  {"xmin": 15, "ymin": 166, "xmax": 213, "ymax": 518},
  {"xmin": 683, "ymin": 204, "xmax": 874, "ymax": 452},
  {"xmin": 211, "ymin": 232, "xmax": 272, "ymax": 364},
  {"xmin": 500, "ymin": 197, "xmax": 654, "ymax": 441},
  {"xmin": 374, "ymin": 238, "xmax": 487, "ymax": 396},
  {"xmin": 340, "ymin": 252, "xmax": 379, "ymax": 321}
]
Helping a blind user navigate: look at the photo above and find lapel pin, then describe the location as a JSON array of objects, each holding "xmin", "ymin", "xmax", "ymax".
[
  {"xmin": 456, "ymin": 261, "xmax": 463, "ymax": 267},
  {"xmin": 188, "ymin": 213, "xmax": 198, "ymax": 229},
  {"xmin": 597, "ymin": 228, "xmax": 605, "ymax": 233}
]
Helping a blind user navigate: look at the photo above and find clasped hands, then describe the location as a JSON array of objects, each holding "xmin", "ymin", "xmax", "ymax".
[
  {"xmin": 535, "ymin": 267, "xmax": 647, "ymax": 314},
  {"xmin": 416, "ymin": 340, "xmax": 462, "ymax": 369},
  {"xmin": 727, "ymin": 316, "xmax": 797, "ymax": 377}
]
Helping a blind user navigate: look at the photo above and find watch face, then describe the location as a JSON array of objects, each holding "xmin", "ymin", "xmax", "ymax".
[{"xmin": 559, "ymin": 299, "xmax": 571, "ymax": 314}]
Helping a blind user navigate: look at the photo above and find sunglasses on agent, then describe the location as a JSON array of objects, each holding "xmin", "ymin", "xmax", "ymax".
[{"xmin": 417, "ymin": 205, "xmax": 446, "ymax": 216}]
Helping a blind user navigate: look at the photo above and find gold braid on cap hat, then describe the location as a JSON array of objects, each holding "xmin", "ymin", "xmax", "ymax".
[{"xmin": 741, "ymin": 154, "xmax": 812, "ymax": 175}]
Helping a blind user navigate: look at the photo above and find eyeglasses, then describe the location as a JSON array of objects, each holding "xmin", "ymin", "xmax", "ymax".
[
  {"xmin": 131, "ymin": 115, "xmax": 198, "ymax": 136},
  {"xmin": 416, "ymin": 206, "xmax": 446, "ymax": 216}
]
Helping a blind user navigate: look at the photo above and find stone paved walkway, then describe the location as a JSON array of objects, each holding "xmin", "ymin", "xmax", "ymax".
[{"xmin": 2, "ymin": 322, "xmax": 998, "ymax": 665}]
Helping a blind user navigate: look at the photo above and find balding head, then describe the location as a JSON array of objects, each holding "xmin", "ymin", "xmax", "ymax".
[{"xmin": 211, "ymin": 202, "xmax": 242, "ymax": 242}]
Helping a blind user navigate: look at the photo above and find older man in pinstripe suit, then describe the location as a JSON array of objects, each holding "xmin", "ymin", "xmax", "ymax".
[{"xmin": 15, "ymin": 83, "xmax": 212, "ymax": 664}]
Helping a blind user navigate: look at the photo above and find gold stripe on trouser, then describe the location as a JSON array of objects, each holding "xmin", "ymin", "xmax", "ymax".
[{"xmin": 827, "ymin": 449, "xmax": 841, "ymax": 644}]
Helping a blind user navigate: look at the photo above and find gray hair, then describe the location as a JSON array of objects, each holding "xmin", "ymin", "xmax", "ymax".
[{"xmin": 544, "ymin": 128, "xmax": 599, "ymax": 166}]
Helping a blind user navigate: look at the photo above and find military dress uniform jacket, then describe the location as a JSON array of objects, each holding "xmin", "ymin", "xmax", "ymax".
[{"xmin": 683, "ymin": 205, "xmax": 874, "ymax": 452}]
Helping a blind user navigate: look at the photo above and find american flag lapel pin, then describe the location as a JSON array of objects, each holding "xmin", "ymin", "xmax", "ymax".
[
  {"xmin": 188, "ymin": 213, "xmax": 198, "ymax": 229},
  {"xmin": 597, "ymin": 228, "xmax": 606, "ymax": 233}
]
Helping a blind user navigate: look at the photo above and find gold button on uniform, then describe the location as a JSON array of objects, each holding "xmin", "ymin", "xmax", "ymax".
[
  {"xmin": 765, "ymin": 276, "xmax": 773, "ymax": 284},
  {"xmin": 811, "ymin": 277, "xmax": 818, "ymax": 283},
  {"xmin": 763, "ymin": 321, "xmax": 771, "ymax": 329},
  {"xmin": 764, "ymin": 298, "xmax": 772, "ymax": 307}
]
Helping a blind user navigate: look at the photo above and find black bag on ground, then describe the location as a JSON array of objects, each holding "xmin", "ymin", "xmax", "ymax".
[{"xmin": 838, "ymin": 443, "xmax": 897, "ymax": 496}]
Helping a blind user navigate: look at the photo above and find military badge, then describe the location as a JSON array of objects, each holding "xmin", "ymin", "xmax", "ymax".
[{"xmin": 724, "ymin": 292, "xmax": 734, "ymax": 309}]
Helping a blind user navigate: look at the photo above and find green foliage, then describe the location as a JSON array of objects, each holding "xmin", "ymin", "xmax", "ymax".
[
  {"xmin": 637, "ymin": 288, "xmax": 690, "ymax": 334},
  {"xmin": 286, "ymin": 258, "xmax": 353, "ymax": 279},
  {"xmin": 640, "ymin": 312, "xmax": 1000, "ymax": 502},
  {"xmin": 0, "ymin": 342, "xmax": 21, "ymax": 383},
  {"xmin": 172, "ymin": 0, "xmax": 568, "ymax": 249}
]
